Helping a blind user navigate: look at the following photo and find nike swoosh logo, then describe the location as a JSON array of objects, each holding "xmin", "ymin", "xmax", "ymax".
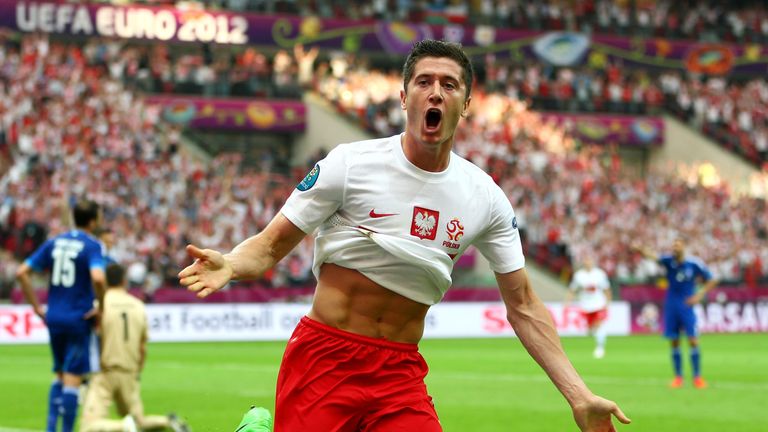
[{"xmin": 369, "ymin": 209, "xmax": 398, "ymax": 218}]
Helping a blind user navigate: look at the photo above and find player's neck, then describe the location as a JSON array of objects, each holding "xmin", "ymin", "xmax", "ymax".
[
  {"xmin": 80, "ymin": 222, "xmax": 99, "ymax": 236},
  {"xmin": 401, "ymin": 132, "xmax": 452, "ymax": 172}
]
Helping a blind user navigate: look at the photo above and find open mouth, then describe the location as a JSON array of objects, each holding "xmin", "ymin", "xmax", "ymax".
[{"xmin": 425, "ymin": 108, "xmax": 442, "ymax": 130}]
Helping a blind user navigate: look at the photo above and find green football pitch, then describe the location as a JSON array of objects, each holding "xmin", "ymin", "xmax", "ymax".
[{"xmin": 1, "ymin": 333, "xmax": 766, "ymax": 431}]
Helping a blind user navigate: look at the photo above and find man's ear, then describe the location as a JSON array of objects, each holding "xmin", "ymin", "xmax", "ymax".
[
  {"xmin": 400, "ymin": 89, "xmax": 407, "ymax": 110},
  {"xmin": 461, "ymin": 96, "xmax": 472, "ymax": 117}
]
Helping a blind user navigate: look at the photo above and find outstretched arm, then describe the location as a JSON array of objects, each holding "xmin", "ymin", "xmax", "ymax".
[
  {"xmin": 179, "ymin": 213, "xmax": 306, "ymax": 298},
  {"xmin": 496, "ymin": 268, "xmax": 630, "ymax": 431},
  {"xmin": 16, "ymin": 263, "xmax": 45, "ymax": 323},
  {"xmin": 630, "ymin": 243, "xmax": 658, "ymax": 262}
]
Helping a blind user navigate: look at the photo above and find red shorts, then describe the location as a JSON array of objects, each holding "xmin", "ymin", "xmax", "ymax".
[
  {"xmin": 582, "ymin": 309, "xmax": 608, "ymax": 327},
  {"xmin": 275, "ymin": 316, "xmax": 441, "ymax": 432}
]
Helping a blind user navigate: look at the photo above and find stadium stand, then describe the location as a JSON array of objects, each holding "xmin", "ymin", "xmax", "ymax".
[
  {"xmin": 4, "ymin": 7, "xmax": 768, "ymax": 432},
  {"xmin": 316, "ymin": 57, "xmax": 767, "ymax": 167},
  {"xmin": 662, "ymin": 73, "xmax": 768, "ymax": 167},
  {"xmin": 312, "ymin": 65, "xmax": 768, "ymax": 289},
  {"xmin": 2, "ymin": 2, "xmax": 768, "ymax": 305},
  {"xmin": 0, "ymin": 33, "xmax": 314, "ymax": 298},
  {"xmin": 172, "ymin": 0, "xmax": 768, "ymax": 44},
  {"xmin": 113, "ymin": 42, "xmax": 307, "ymax": 99}
]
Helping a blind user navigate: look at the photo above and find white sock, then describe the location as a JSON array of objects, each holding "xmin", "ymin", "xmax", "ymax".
[{"xmin": 595, "ymin": 324, "xmax": 607, "ymax": 348}]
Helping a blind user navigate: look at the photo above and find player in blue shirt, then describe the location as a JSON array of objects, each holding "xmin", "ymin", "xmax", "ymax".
[
  {"xmin": 16, "ymin": 200, "xmax": 107, "ymax": 432},
  {"xmin": 634, "ymin": 238, "xmax": 718, "ymax": 389}
]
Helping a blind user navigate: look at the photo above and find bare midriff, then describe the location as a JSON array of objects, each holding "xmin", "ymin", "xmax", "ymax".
[{"xmin": 307, "ymin": 263, "xmax": 430, "ymax": 344}]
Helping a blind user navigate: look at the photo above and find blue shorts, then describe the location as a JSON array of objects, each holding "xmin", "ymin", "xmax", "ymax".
[
  {"xmin": 48, "ymin": 327, "xmax": 100, "ymax": 375},
  {"xmin": 663, "ymin": 305, "xmax": 698, "ymax": 339}
]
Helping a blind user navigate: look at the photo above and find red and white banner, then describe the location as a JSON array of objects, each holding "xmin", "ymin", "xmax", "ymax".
[
  {"xmin": 0, "ymin": 302, "xmax": 631, "ymax": 344},
  {"xmin": 0, "ymin": 306, "xmax": 48, "ymax": 343},
  {"xmin": 422, "ymin": 303, "xmax": 630, "ymax": 338}
]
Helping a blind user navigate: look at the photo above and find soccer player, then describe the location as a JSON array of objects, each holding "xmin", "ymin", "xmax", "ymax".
[
  {"xmin": 179, "ymin": 40, "xmax": 630, "ymax": 431},
  {"xmin": 17, "ymin": 200, "xmax": 107, "ymax": 432},
  {"xmin": 633, "ymin": 238, "xmax": 718, "ymax": 388},
  {"xmin": 567, "ymin": 256, "xmax": 612, "ymax": 359},
  {"xmin": 81, "ymin": 263, "xmax": 188, "ymax": 432}
]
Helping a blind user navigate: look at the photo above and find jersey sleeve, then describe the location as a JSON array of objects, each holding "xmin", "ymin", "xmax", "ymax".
[
  {"xmin": 86, "ymin": 240, "xmax": 106, "ymax": 271},
  {"xmin": 598, "ymin": 269, "xmax": 611, "ymax": 290},
  {"xmin": 280, "ymin": 145, "xmax": 348, "ymax": 233},
  {"xmin": 693, "ymin": 258, "xmax": 713, "ymax": 282},
  {"xmin": 658, "ymin": 255, "xmax": 673, "ymax": 271},
  {"xmin": 473, "ymin": 183, "xmax": 525, "ymax": 274},
  {"xmin": 24, "ymin": 239, "xmax": 54, "ymax": 272}
]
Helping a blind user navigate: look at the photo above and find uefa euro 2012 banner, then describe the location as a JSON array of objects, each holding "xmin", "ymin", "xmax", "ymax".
[
  {"xmin": 2, "ymin": 1, "xmax": 767, "ymax": 76},
  {"xmin": 0, "ymin": 302, "xmax": 632, "ymax": 344}
]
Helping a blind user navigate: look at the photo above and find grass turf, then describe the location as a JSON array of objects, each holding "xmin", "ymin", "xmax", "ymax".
[{"xmin": 1, "ymin": 333, "xmax": 766, "ymax": 431}]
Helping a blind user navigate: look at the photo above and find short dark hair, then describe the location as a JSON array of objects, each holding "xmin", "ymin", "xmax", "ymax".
[
  {"xmin": 73, "ymin": 200, "xmax": 100, "ymax": 228},
  {"xmin": 402, "ymin": 39, "xmax": 474, "ymax": 100},
  {"xmin": 105, "ymin": 263, "xmax": 126, "ymax": 288}
]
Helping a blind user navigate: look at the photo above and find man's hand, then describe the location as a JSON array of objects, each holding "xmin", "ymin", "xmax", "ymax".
[
  {"xmin": 178, "ymin": 245, "xmax": 234, "ymax": 298},
  {"xmin": 83, "ymin": 308, "xmax": 99, "ymax": 320},
  {"xmin": 33, "ymin": 305, "xmax": 46, "ymax": 325},
  {"xmin": 83, "ymin": 307, "xmax": 101, "ymax": 330},
  {"xmin": 572, "ymin": 394, "xmax": 631, "ymax": 432},
  {"xmin": 629, "ymin": 242, "xmax": 648, "ymax": 256},
  {"xmin": 629, "ymin": 242, "xmax": 657, "ymax": 263},
  {"xmin": 686, "ymin": 292, "xmax": 705, "ymax": 306}
]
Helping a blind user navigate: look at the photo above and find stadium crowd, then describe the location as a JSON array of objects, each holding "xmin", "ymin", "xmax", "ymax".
[
  {"xmin": 2, "ymin": 31, "xmax": 768, "ymax": 302},
  {"xmin": 38, "ymin": 5, "xmax": 764, "ymax": 168},
  {"xmin": 191, "ymin": 0, "xmax": 768, "ymax": 43},
  {"xmin": 64, "ymin": 0, "xmax": 768, "ymax": 44},
  {"xmin": 317, "ymin": 55, "xmax": 768, "ymax": 168},
  {"xmin": 0, "ymin": 33, "xmax": 314, "ymax": 299},
  {"xmin": 315, "ymin": 62, "xmax": 768, "ymax": 287},
  {"xmin": 661, "ymin": 73, "xmax": 768, "ymax": 167},
  {"xmin": 485, "ymin": 62, "xmax": 768, "ymax": 168},
  {"xmin": 95, "ymin": 41, "xmax": 311, "ymax": 99},
  {"xmin": 457, "ymin": 91, "xmax": 767, "ymax": 288}
]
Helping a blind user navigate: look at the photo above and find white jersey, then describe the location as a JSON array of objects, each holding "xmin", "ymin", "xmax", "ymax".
[
  {"xmin": 281, "ymin": 134, "xmax": 525, "ymax": 305},
  {"xmin": 569, "ymin": 267, "xmax": 610, "ymax": 312}
]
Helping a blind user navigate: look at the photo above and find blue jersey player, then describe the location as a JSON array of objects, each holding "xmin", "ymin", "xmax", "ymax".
[
  {"xmin": 634, "ymin": 238, "xmax": 718, "ymax": 389},
  {"xmin": 16, "ymin": 200, "xmax": 107, "ymax": 432}
]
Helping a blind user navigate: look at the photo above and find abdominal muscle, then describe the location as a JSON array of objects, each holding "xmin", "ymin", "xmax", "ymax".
[{"xmin": 307, "ymin": 263, "xmax": 431, "ymax": 344}]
